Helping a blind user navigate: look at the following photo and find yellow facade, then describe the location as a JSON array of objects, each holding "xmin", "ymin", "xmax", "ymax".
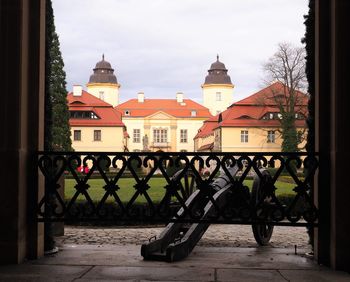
[
  {"xmin": 214, "ymin": 127, "xmax": 306, "ymax": 152},
  {"xmin": 202, "ymin": 84, "xmax": 234, "ymax": 115},
  {"xmin": 71, "ymin": 126, "xmax": 125, "ymax": 152},
  {"xmin": 194, "ymin": 134, "xmax": 214, "ymax": 151},
  {"xmin": 124, "ymin": 112, "xmax": 206, "ymax": 152},
  {"xmin": 87, "ymin": 83, "xmax": 120, "ymax": 107}
]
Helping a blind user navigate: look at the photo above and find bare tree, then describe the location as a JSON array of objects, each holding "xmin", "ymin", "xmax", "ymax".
[{"xmin": 263, "ymin": 43, "xmax": 308, "ymax": 152}]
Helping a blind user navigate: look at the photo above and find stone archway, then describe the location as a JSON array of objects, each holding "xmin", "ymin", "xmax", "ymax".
[
  {"xmin": 0, "ymin": 0, "xmax": 46, "ymax": 263},
  {"xmin": 1, "ymin": 0, "xmax": 350, "ymax": 271}
]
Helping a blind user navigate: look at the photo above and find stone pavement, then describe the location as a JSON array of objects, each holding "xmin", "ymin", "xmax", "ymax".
[
  {"xmin": 58, "ymin": 224, "xmax": 312, "ymax": 249},
  {"xmin": 0, "ymin": 244, "xmax": 350, "ymax": 281},
  {"xmin": 0, "ymin": 225, "xmax": 350, "ymax": 281}
]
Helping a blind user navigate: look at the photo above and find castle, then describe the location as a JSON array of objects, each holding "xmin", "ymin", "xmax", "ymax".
[
  {"xmin": 68, "ymin": 55, "xmax": 308, "ymax": 153},
  {"xmin": 68, "ymin": 55, "xmax": 234, "ymax": 152}
]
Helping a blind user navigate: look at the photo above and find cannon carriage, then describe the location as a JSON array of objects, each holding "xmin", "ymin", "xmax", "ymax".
[{"xmin": 141, "ymin": 165, "xmax": 276, "ymax": 262}]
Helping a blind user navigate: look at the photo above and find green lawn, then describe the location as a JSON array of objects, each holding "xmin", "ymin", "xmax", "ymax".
[
  {"xmin": 65, "ymin": 178, "xmax": 167, "ymax": 204},
  {"xmin": 65, "ymin": 177, "xmax": 296, "ymax": 203}
]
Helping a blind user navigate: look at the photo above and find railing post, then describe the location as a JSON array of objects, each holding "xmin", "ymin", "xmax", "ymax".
[{"xmin": 44, "ymin": 186, "xmax": 58, "ymax": 254}]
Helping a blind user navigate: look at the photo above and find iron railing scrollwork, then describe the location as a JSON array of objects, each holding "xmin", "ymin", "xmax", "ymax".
[{"xmin": 36, "ymin": 151, "xmax": 319, "ymax": 227}]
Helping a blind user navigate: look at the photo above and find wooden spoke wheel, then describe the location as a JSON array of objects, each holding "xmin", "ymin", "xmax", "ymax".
[
  {"xmin": 181, "ymin": 170, "xmax": 197, "ymax": 200},
  {"xmin": 171, "ymin": 169, "xmax": 197, "ymax": 201},
  {"xmin": 251, "ymin": 169, "xmax": 274, "ymax": 246}
]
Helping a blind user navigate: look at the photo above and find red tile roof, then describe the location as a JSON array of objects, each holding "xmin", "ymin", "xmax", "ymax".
[
  {"xmin": 234, "ymin": 82, "xmax": 308, "ymax": 106},
  {"xmin": 194, "ymin": 107, "xmax": 236, "ymax": 139},
  {"xmin": 194, "ymin": 120, "xmax": 217, "ymax": 138},
  {"xmin": 197, "ymin": 142, "xmax": 214, "ymax": 152},
  {"xmin": 195, "ymin": 82, "xmax": 308, "ymax": 139},
  {"xmin": 67, "ymin": 91, "xmax": 125, "ymax": 127},
  {"xmin": 115, "ymin": 99, "xmax": 212, "ymax": 118},
  {"xmin": 68, "ymin": 90, "xmax": 112, "ymax": 107}
]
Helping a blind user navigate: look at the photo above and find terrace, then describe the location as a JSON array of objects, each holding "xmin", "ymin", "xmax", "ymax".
[{"xmin": 1, "ymin": 0, "xmax": 350, "ymax": 279}]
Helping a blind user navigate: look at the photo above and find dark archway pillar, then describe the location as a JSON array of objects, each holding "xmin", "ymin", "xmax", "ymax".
[
  {"xmin": 0, "ymin": 0, "xmax": 45, "ymax": 263},
  {"xmin": 1, "ymin": 0, "xmax": 350, "ymax": 269},
  {"xmin": 315, "ymin": 0, "xmax": 350, "ymax": 272}
]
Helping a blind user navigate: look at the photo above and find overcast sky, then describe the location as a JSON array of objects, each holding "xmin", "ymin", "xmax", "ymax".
[{"xmin": 52, "ymin": 0, "xmax": 308, "ymax": 103}]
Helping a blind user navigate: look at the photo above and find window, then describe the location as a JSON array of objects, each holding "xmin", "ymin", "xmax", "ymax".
[
  {"xmin": 239, "ymin": 115, "xmax": 251, "ymax": 119},
  {"xmin": 262, "ymin": 112, "xmax": 283, "ymax": 120},
  {"xmin": 267, "ymin": 130, "xmax": 275, "ymax": 143},
  {"xmin": 70, "ymin": 111, "xmax": 99, "ymax": 119},
  {"xmin": 125, "ymin": 110, "xmax": 130, "ymax": 116},
  {"xmin": 216, "ymin": 92, "xmax": 221, "ymax": 101},
  {"xmin": 295, "ymin": 112, "xmax": 304, "ymax": 119},
  {"xmin": 99, "ymin": 91, "xmax": 104, "ymax": 100},
  {"xmin": 133, "ymin": 129, "xmax": 141, "ymax": 143},
  {"xmin": 153, "ymin": 128, "xmax": 168, "ymax": 143},
  {"xmin": 191, "ymin": 110, "xmax": 197, "ymax": 117},
  {"xmin": 241, "ymin": 130, "xmax": 248, "ymax": 143},
  {"xmin": 90, "ymin": 112, "xmax": 98, "ymax": 119},
  {"xmin": 180, "ymin": 129, "xmax": 188, "ymax": 143},
  {"xmin": 94, "ymin": 130, "xmax": 101, "ymax": 141},
  {"xmin": 73, "ymin": 130, "xmax": 81, "ymax": 141}
]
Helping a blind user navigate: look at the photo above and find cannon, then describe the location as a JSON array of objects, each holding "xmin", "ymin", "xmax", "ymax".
[{"xmin": 141, "ymin": 165, "xmax": 275, "ymax": 262}]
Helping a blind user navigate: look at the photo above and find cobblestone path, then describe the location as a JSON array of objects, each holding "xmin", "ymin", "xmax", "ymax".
[{"xmin": 57, "ymin": 225, "xmax": 311, "ymax": 250}]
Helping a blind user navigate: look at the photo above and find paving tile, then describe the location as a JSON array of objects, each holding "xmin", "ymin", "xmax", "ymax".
[
  {"xmin": 83, "ymin": 266, "xmax": 215, "ymax": 281},
  {"xmin": 1, "ymin": 245, "xmax": 346, "ymax": 282},
  {"xmin": 186, "ymin": 249, "xmax": 319, "ymax": 270},
  {"xmin": 217, "ymin": 269, "xmax": 286, "ymax": 282},
  {"xmin": 74, "ymin": 278, "xmax": 137, "ymax": 282},
  {"xmin": 280, "ymin": 269, "xmax": 350, "ymax": 282},
  {"xmin": 34, "ymin": 245, "xmax": 318, "ymax": 270},
  {"xmin": 0, "ymin": 264, "xmax": 90, "ymax": 281}
]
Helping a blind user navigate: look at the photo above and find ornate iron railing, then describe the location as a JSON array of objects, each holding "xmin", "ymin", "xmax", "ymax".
[{"xmin": 36, "ymin": 151, "xmax": 319, "ymax": 226}]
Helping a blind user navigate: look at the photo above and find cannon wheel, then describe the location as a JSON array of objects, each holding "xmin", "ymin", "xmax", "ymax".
[
  {"xmin": 181, "ymin": 170, "xmax": 197, "ymax": 200},
  {"xmin": 171, "ymin": 169, "xmax": 197, "ymax": 201},
  {"xmin": 251, "ymin": 169, "xmax": 274, "ymax": 246}
]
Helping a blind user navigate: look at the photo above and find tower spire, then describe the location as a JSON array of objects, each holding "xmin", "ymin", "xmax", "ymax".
[
  {"xmin": 102, "ymin": 53, "xmax": 105, "ymax": 61},
  {"xmin": 217, "ymin": 54, "xmax": 219, "ymax": 61}
]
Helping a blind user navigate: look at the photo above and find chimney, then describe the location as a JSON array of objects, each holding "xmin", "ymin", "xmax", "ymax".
[
  {"xmin": 138, "ymin": 92, "xmax": 144, "ymax": 103},
  {"xmin": 73, "ymin": 85, "xmax": 83, "ymax": 96},
  {"xmin": 176, "ymin": 92, "xmax": 184, "ymax": 103}
]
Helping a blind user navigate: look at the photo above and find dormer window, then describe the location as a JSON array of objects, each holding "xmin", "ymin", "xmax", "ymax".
[
  {"xmin": 239, "ymin": 115, "xmax": 251, "ymax": 119},
  {"xmin": 262, "ymin": 112, "xmax": 282, "ymax": 120},
  {"xmin": 295, "ymin": 112, "xmax": 305, "ymax": 119},
  {"xmin": 191, "ymin": 110, "xmax": 197, "ymax": 117},
  {"xmin": 125, "ymin": 110, "xmax": 130, "ymax": 116},
  {"xmin": 69, "ymin": 111, "xmax": 100, "ymax": 119},
  {"xmin": 90, "ymin": 112, "xmax": 98, "ymax": 119}
]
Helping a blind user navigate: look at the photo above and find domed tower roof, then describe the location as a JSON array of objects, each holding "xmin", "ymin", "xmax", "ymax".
[
  {"xmin": 88, "ymin": 54, "xmax": 118, "ymax": 84},
  {"xmin": 204, "ymin": 55, "xmax": 232, "ymax": 85}
]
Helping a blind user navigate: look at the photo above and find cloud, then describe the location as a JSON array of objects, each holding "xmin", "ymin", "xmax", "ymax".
[{"xmin": 52, "ymin": 0, "xmax": 308, "ymax": 102}]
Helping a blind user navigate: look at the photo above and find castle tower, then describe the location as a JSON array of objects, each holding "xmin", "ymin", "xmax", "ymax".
[
  {"xmin": 202, "ymin": 55, "xmax": 234, "ymax": 115},
  {"xmin": 87, "ymin": 54, "xmax": 120, "ymax": 107}
]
